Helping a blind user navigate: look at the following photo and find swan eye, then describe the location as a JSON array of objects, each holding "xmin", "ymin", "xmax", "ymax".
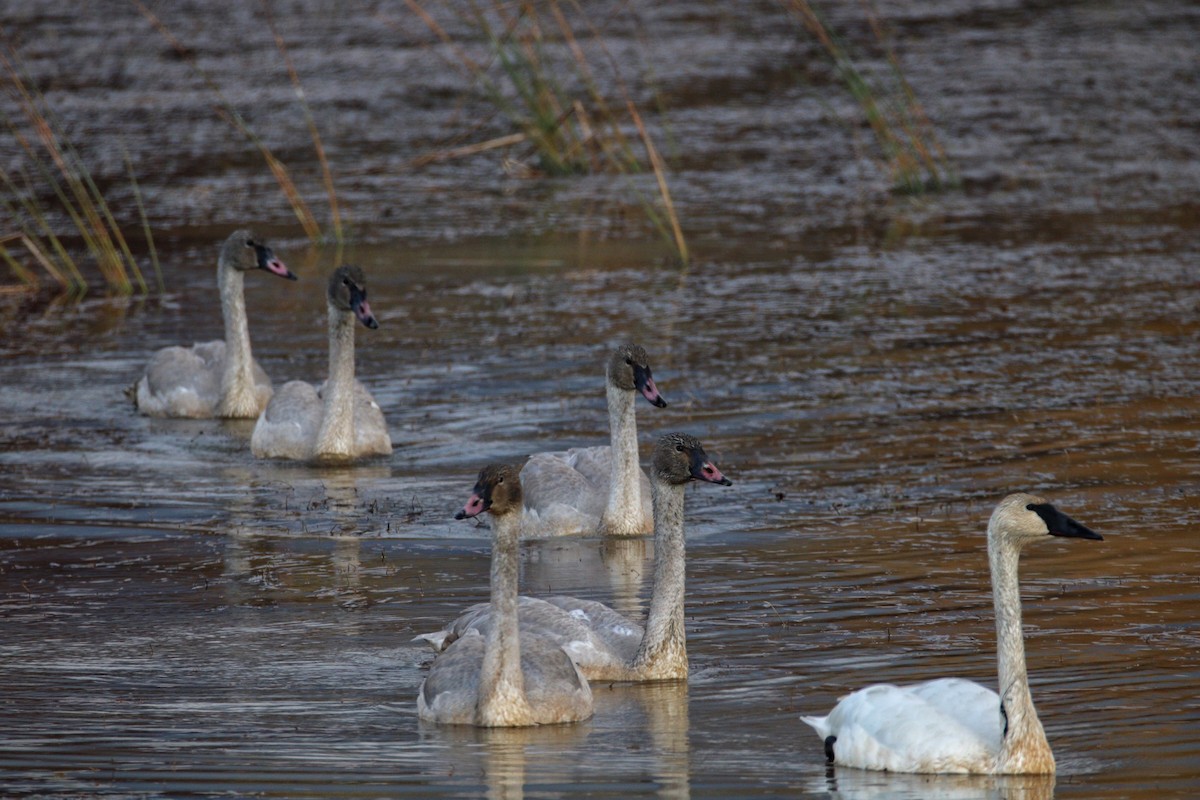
[
  {"xmin": 675, "ymin": 444, "xmax": 685, "ymax": 453},
  {"xmin": 245, "ymin": 240, "xmax": 257, "ymax": 248},
  {"xmin": 625, "ymin": 358, "xmax": 632, "ymax": 366},
  {"xmin": 496, "ymin": 476, "xmax": 504, "ymax": 484}
]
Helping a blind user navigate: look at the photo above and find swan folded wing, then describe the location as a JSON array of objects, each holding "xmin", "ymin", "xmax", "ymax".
[
  {"xmin": 563, "ymin": 445, "xmax": 612, "ymax": 490},
  {"xmin": 417, "ymin": 632, "xmax": 487, "ymax": 724},
  {"xmin": 805, "ymin": 683, "xmax": 996, "ymax": 774},
  {"xmin": 542, "ymin": 596, "xmax": 643, "ymax": 664},
  {"xmin": 250, "ymin": 380, "xmax": 321, "ymax": 459},
  {"xmin": 520, "ymin": 452, "xmax": 606, "ymax": 521},
  {"xmin": 909, "ymin": 678, "xmax": 1003, "ymax": 751},
  {"xmin": 351, "ymin": 382, "xmax": 393, "ymax": 456},
  {"xmin": 417, "ymin": 629, "xmax": 592, "ymax": 725},
  {"xmin": 518, "ymin": 636, "xmax": 595, "ymax": 723},
  {"xmin": 137, "ymin": 341, "xmax": 224, "ymax": 416},
  {"xmin": 421, "ymin": 596, "xmax": 630, "ymax": 675}
]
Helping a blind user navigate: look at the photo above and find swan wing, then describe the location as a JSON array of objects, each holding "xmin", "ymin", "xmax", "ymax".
[
  {"xmin": 909, "ymin": 678, "xmax": 1004, "ymax": 751},
  {"xmin": 351, "ymin": 381, "xmax": 393, "ymax": 456},
  {"xmin": 520, "ymin": 452, "xmax": 605, "ymax": 523},
  {"xmin": 541, "ymin": 596, "xmax": 643, "ymax": 664},
  {"xmin": 250, "ymin": 380, "xmax": 321, "ymax": 459},
  {"xmin": 417, "ymin": 631, "xmax": 487, "ymax": 724},
  {"xmin": 519, "ymin": 635, "xmax": 595, "ymax": 724},
  {"xmin": 564, "ymin": 445, "xmax": 612, "ymax": 490},
  {"xmin": 417, "ymin": 629, "xmax": 593, "ymax": 725},
  {"xmin": 136, "ymin": 341, "xmax": 224, "ymax": 417},
  {"xmin": 419, "ymin": 596, "xmax": 632, "ymax": 678},
  {"xmin": 802, "ymin": 683, "xmax": 997, "ymax": 774}
]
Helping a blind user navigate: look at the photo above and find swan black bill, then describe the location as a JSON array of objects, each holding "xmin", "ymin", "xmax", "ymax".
[{"xmin": 1027, "ymin": 503, "xmax": 1102, "ymax": 540}]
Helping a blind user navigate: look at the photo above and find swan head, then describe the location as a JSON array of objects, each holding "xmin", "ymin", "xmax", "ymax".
[
  {"xmin": 607, "ymin": 344, "xmax": 667, "ymax": 408},
  {"xmin": 653, "ymin": 433, "xmax": 733, "ymax": 487},
  {"xmin": 455, "ymin": 463, "xmax": 523, "ymax": 520},
  {"xmin": 222, "ymin": 229, "xmax": 296, "ymax": 280},
  {"xmin": 990, "ymin": 492, "xmax": 1101, "ymax": 547},
  {"xmin": 329, "ymin": 265, "xmax": 378, "ymax": 329}
]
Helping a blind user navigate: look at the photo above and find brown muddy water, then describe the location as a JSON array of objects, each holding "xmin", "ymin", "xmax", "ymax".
[{"xmin": 2, "ymin": 1, "xmax": 1199, "ymax": 798}]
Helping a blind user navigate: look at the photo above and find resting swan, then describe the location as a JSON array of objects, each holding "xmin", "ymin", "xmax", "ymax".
[
  {"xmin": 520, "ymin": 344, "xmax": 668, "ymax": 536},
  {"xmin": 250, "ymin": 265, "xmax": 392, "ymax": 461},
  {"xmin": 801, "ymin": 493, "xmax": 1102, "ymax": 774},
  {"xmin": 417, "ymin": 464, "xmax": 594, "ymax": 726},
  {"xmin": 134, "ymin": 230, "xmax": 296, "ymax": 418},
  {"xmin": 419, "ymin": 433, "xmax": 732, "ymax": 682}
]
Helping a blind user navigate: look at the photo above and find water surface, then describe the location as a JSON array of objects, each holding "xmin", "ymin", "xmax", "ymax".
[{"xmin": 2, "ymin": 0, "xmax": 1199, "ymax": 797}]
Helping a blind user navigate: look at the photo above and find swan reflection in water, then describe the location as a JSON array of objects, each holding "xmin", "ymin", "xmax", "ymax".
[{"xmin": 420, "ymin": 680, "xmax": 690, "ymax": 800}]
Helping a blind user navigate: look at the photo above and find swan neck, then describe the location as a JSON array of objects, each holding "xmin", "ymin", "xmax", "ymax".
[
  {"xmin": 603, "ymin": 383, "xmax": 643, "ymax": 534},
  {"xmin": 632, "ymin": 478, "xmax": 688, "ymax": 678},
  {"xmin": 478, "ymin": 513, "xmax": 529, "ymax": 725},
  {"xmin": 989, "ymin": 527, "xmax": 1054, "ymax": 773},
  {"xmin": 315, "ymin": 307, "xmax": 356, "ymax": 457},
  {"xmin": 217, "ymin": 261, "xmax": 256, "ymax": 416}
]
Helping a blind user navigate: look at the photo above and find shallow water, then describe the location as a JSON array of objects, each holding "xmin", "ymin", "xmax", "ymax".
[{"xmin": 3, "ymin": 0, "xmax": 1200, "ymax": 797}]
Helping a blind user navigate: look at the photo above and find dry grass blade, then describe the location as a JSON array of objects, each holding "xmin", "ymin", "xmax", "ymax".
[
  {"xmin": 124, "ymin": 150, "xmax": 163, "ymax": 294},
  {"xmin": 627, "ymin": 100, "xmax": 687, "ymax": 266},
  {"xmin": 262, "ymin": 1, "xmax": 343, "ymax": 242},
  {"xmin": 130, "ymin": 0, "xmax": 323, "ymax": 241}
]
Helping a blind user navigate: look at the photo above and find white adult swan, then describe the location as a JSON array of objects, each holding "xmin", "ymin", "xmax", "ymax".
[
  {"xmin": 135, "ymin": 230, "xmax": 296, "ymax": 418},
  {"xmin": 801, "ymin": 493, "xmax": 1102, "ymax": 774},
  {"xmin": 417, "ymin": 464, "xmax": 594, "ymax": 726},
  {"xmin": 250, "ymin": 265, "xmax": 392, "ymax": 461},
  {"xmin": 520, "ymin": 344, "xmax": 668, "ymax": 536},
  {"xmin": 420, "ymin": 433, "xmax": 732, "ymax": 682}
]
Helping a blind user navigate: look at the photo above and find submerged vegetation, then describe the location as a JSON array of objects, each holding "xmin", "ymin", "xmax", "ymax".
[{"xmin": 783, "ymin": 0, "xmax": 956, "ymax": 193}]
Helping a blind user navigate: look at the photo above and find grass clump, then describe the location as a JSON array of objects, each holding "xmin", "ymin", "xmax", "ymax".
[
  {"xmin": 0, "ymin": 45, "xmax": 155, "ymax": 296},
  {"xmin": 131, "ymin": 0, "xmax": 342, "ymax": 244},
  {"xmin": 401, "ymin": 0, "xmax": 688, "ymax": 264},
  {"xmin": 784, "ymin": 0, "xmax": 955, "ymax": 194}
]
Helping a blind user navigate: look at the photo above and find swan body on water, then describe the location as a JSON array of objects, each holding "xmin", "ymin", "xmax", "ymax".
[
  {"xmin": 419, "ymin": 433, "xmax": 732, "ymax": 683},
  {"xmin": 417, "ymin": 464, "xmax": 594, "ymax": 727},
  {"xmin": 135, "ymin": 230, "xmax": 296, "ymax": 418},
  {"xmin": 520, "ymin": 344, "xmax": 667, "ymax": 537},
  {"xmin": 250, "ymin": 266, "xmax": 391, "ymax": 462},
  {"xmin": 801, "ymin": 493, "xmax": 1102, "ymax": 774}
]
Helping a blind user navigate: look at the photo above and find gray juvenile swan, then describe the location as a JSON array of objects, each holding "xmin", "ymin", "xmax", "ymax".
[
  {"xmin": 417, "ymin": 464, "xmax": 595, "ymax": 727},
  {"xmin": 135, "ymin": 230, "xmax": 296, "ymax": 418},
  {"xmin": 419, "ymin": 433, "xmax": 732, "ymax": 682},
  {"xmin": 250, "ymin": 265, "xmax": 392, "ymax": 461},
  {"xmin": 520, "ymin": 344, "xmax": 668, "ymax": 536},
  {"xmin": 801, "ymin": 493, "xmax": 1102, "ymax": 774}
]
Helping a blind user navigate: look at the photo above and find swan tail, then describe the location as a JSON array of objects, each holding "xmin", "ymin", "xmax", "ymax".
[
  {"xmin": 412, "ymin": 630, "xmax": 454, "ymax": 652},
  {"xmin": 800, "ymin": 714, "xmax": 831, "ymax": 740}
]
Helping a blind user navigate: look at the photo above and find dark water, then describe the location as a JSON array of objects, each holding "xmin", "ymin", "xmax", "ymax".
[{"xmin": 2, "ymin": 0, "xmax": 1199, "ymax": 798}]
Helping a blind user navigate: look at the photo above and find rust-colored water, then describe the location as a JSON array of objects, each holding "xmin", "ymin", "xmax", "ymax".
[{"xmin": 2, "ymin": 0, "xmax": 1199, "ymax": 797}]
